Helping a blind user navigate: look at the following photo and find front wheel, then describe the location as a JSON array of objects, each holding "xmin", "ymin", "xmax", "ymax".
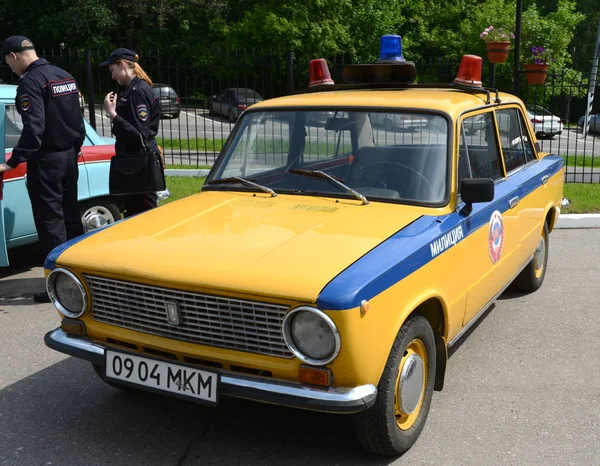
[
  {"xmin": 511, "ymin": 222, "xmax": 549, "ymax": 292},
  {"xmin": 352, "ymin": 315, "xmax": 436, "ymax": 456}
]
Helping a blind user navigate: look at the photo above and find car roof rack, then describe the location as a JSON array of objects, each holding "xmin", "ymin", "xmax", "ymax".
[{"xmin": 295, "ymin": 82, "xmax": 501, "ymax": 105}]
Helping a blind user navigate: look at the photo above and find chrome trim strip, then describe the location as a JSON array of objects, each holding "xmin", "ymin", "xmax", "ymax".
[
  {"xmin": 449, "ymin": 254, "xmax": 533, "ymax": 347},
  {"xmin": 282, "ymin": 306, "xmax": 342, "ymax": 366},
  {"xmin": 44, "ymin": 328, "xmax": 376, "ymax": 413},
  {"xmin": 46, "ymin": 268, "xmax": 88, "ymax": 318}
]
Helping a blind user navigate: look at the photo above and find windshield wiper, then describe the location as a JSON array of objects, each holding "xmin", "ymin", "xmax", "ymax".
[
  {"xmin": 207, "ymin": 176, "xmax": 277, "ymax": 197},
  {"xmin": 288, "ymin": 169, "xmax": 369, "ymax": 205}
]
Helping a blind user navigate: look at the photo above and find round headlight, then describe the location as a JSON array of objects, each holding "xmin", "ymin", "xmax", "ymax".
[
  {"xmin": 47, "ymin": 269, "xmax": 87, "ymax": 317},
  {"xmin": 283, "ymin": 307, "xmax": 341, "ymax": 365}
]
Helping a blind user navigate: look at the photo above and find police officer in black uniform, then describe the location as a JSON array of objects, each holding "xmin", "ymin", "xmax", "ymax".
[
  {"xmin": 1, "ymin": 36, "xmax": 85, "ymax": 302},
  {"xmin": 101, "ymin": 48, "xmax": 161, "ymax": 216}
]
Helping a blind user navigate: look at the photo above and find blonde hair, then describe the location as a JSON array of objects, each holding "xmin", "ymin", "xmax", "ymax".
[{"xmin": 117, "ymin": 59, "xmax": 153, "ymax": 87}]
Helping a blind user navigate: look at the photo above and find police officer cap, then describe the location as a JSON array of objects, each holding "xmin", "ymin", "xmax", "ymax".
[
  {"xmin": 2, "ymin": 35, "xmax": 35, "ymax": 59},
  {"xmin": 100, "ymin": 48, "xmax": 139, "ymax": 67}
]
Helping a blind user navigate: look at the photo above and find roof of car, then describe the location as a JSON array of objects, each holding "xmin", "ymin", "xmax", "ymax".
[
  {"xmin": 251, "ymin": 87, "xmax": 523, "ymax": 118},
  {"xmin": 0, "ymin": 84, "xmax": 17, "ymax": 100}
]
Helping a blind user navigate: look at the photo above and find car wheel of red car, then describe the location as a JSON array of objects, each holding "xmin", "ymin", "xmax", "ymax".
[
  {"xmin": 79, "ymin": 199, "xmax": 122, "ymax": 233},
  {"xmin": 352, "ymin": 315, "xmax": 436, "ymax": 456},
  {"xmin": 511, "ymin": 222, "xmax": 549, "ymax": 293}
]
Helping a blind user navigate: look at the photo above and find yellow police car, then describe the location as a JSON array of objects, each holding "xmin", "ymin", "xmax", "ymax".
[{"xmin": 44, "ymin": 36, "xmax": 564, "ymax": 456}]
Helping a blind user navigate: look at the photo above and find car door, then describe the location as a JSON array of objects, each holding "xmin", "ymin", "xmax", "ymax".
[
  {"xmin": 496, "ymin": 107, "xmax": 547, "ymax": 263},
  {"xmin": 0, "ymin": 103, "xmax": 10, "ymax": 265},
  {"xmin": 2, "ymin": 103, "xmax": 38, "ymax": 250},
  {"xmin": 458, "ymin": 112, "xmax": 520, "ymax": 325}
]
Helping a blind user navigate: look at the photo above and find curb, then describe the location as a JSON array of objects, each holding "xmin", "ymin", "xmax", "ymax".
[
  {"xmin": 162, "ymin": 170, "xmax": 600, "ymax": 229},
  {"xmin": 555, "ymin": 214, "xmax": 600, "ymax": 229}
]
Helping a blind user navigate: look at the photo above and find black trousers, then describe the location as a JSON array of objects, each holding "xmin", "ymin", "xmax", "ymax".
[
  {"xmin": 26, "ymin": 150, "xmax": 85, "ymax": 256},
  {"xmin": 123, "ymin": 192, "xmax": 158, "ymax": 218}
]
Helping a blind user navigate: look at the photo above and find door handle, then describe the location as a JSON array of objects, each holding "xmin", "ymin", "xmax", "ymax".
[
  {"xmin": 541, "ymin": 175, "xmax": 549, "ymax": 185},
  {"xmin": 509, "ymin": 196, "xmax": 519, "ymax": 209}
]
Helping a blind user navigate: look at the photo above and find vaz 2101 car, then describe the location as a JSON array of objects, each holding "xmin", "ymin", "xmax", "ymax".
[{"xmin": 44, "ymin": 37, "xmax": 564, "ymax": 457}]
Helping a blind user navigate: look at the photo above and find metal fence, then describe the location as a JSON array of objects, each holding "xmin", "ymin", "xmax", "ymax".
[{"xmin": 1, "ymin": 48, "xmax": 599, "ymax": 182}]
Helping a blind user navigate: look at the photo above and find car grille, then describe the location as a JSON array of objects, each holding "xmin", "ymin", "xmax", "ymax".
[{"xmin": 84, "ymin": 275, "xmax": 293, "ymax": 358}]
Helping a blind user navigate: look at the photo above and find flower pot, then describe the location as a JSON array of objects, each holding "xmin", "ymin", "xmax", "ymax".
[
  {"xmin": 486, "ymin": 41, "xmax": 511, "ymax": 63},
  {"xmin": 524, "ymin": 63, "xmax": 549, "ymax": 85}
]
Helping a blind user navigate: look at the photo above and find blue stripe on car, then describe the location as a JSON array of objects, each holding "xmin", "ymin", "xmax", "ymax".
[{"xmin": 317, "ymin": 155, "xmax": 563, "ymax": 310}]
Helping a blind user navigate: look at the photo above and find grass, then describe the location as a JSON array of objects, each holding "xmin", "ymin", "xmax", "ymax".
[
  {"xmin": 165, "ymin": 164, "xmax": 212, "ymax": 170},
  {"xmin": 159, "ymin": 176, "xmax": 205, "ymax": 206},
  {"xmin": 562, "ymin": 183, "xmax": 600, "ymax": 214},
  {"xmin": 561, "ymin": 155, "xmax": 600, "ymax": 168},
  {"xmin": 159, "ymin": 176, "xmax": 600, "ymax": 214},
  {"xmin": 157, "ymin": 137, "xmax": 225, "ymax": 152}
]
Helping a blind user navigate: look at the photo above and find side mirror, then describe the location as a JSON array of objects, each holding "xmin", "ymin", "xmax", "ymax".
[{"xmin": 460, "ymin": 178, "xmax": 494, "ymax": 215}]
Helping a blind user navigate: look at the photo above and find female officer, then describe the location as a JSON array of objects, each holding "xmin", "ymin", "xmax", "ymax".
[{"xmin": 101, "ymin": 48, "xmax": 161, "ymax": 217}]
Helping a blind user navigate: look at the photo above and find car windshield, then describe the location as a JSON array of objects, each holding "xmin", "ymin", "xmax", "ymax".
[{"xmin": 206, "ymin": 110, "xmax": 449, "ymax": 204}]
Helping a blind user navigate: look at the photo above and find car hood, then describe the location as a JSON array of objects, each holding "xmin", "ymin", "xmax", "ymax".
[{"xmin": 57, "ymin": 192, "xmax": 425, "ymax": 303}]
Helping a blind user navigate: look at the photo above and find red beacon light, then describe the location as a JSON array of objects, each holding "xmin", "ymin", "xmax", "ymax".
[
  {"xmin": 308, "ymin": 59, "xmax": 334, "ymax": 87},
  {"xmin": 454, "ymin": 54, "xmax": 483, "ymax": 87}
]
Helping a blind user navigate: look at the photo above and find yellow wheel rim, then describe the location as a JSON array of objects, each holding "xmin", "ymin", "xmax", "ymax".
[
  {"xmin": 394, "ymin": 338, "xmax": 428, "ymax": 430},
  {"xmin": 533, "ymin": 235, "xmax": 546, "ymax": 279}
]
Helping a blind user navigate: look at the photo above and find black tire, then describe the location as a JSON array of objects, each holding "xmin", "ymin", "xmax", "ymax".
[
  {"xmin": 173, "ymin": 111, "xmax": 180, "ymax": 119},
  {"xmin": 228, "ymin": 109, "xmax": 236, "ymax": 123},
  {"xmin": 79, "ymin": 198, "xmax": 122, "ymax": 233},
  {"xmin": 383, "ymin": 118, "xmax": 395, "ymax": 132},
  {"xmin": 352, "ymin": 315, "xmax": 436, "ymax": 456},
  {"xmin": 511, "ymin": 222, "xmax": 549, "ymax": 292}
]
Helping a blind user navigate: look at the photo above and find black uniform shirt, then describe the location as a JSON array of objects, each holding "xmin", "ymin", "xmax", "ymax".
[
  {"xmin": 8, "ymin": 58, "xmax": 86, "ymax": 168},
  {"xmin": 112, "ymin": 77, "xmax": 160, "ymax": 154}
]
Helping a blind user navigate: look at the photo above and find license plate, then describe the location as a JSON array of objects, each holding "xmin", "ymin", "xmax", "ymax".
[{"xmin": 105, "ymin": 350, "xmax": 219, "ymax": 405}]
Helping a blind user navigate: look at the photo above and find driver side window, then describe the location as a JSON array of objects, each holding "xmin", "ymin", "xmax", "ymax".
[{"xmin": 4, "ymin": 105, "xmax": 23, "ymax": 151}]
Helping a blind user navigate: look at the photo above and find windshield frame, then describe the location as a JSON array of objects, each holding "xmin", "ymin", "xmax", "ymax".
[{"xmin": 204, "ymin": 106, "xmax": 454, "ymax": 207}]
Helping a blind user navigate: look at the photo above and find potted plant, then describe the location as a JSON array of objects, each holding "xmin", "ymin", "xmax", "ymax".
[
  {"xmin": 524, "ymin": 46, "xmax": 551, "ymax": 84},
  {"xmin": 480, "ymin": 25, "xmax": 515, "ymax": 63}
]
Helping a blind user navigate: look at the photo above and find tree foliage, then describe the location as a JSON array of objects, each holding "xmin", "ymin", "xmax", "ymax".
[{"xmin": 0, "ymin": 0, "xmax": 595, "ymax": 71}]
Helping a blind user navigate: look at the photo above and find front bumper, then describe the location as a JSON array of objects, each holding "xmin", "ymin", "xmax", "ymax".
[{"xmin": 44, "ymin": 328, "xmax": 377, "ymax": 414}]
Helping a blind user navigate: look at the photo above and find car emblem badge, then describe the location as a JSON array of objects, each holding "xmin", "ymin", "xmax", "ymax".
[{"xmin": 165, "ymin": 302, "xmax": 181, "ymax": 325}]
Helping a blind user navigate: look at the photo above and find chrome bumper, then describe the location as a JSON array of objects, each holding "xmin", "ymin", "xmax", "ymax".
[{"xmin": 44, "ymin": 328, "xmax": 377, "ymax": 414}]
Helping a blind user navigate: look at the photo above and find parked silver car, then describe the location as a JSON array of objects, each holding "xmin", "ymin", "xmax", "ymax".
[{"xmin": 578, "ymin": 114, "xmax": 600, "ymax": 133}]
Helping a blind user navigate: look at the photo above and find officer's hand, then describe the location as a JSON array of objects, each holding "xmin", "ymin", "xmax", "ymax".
[
  {"xmin": 0, "ymin": 163, "xmax": 14, "ymax": 173},
  {"xmin": 103, "ymin": 92, "xmax": 117, "ymax": 119}
]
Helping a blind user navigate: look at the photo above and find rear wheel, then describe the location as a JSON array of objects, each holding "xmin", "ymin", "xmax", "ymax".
[
  {"xmin": 79, "ymin": 199, "xmax": 122, "ymax": 233},
  {"xmin": 511, "ymin": 222, "xmax": 549, "ymax": 292},
  {"xmin": 383, "ymin": 118, "xmax": 395, "ymax": 132},
  {"xmin": 228, "ymin": 109, "xmax": 236, "ymax": 123},
  {"xmin": 352, "ymin": 315, "xmax": 436, "ymax": 456}
]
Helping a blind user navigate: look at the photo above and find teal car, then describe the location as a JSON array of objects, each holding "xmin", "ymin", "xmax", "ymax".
[{"xmin": 1, "ymin": 83, "xmax": 123, "ymax": 266}]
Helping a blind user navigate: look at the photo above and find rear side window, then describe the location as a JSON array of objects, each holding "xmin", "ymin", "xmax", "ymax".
[
  {"xmin": 496, "ymin": 108, "xmax": 536, "ymax": 173},
  {"xmin": 458, "ymin": 113, "xmax": 504, "ymax": 190}
]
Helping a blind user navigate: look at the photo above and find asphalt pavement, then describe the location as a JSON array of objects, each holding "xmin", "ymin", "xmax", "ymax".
[{"xmin": 0, "ymin": 229, "xmax": 599, "ymax": 465}]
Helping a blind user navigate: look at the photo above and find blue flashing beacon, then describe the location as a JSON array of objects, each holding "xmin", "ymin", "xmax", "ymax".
[{"xmin": 379, "ymin": 35, "xmax": 405, "ymax": 62}]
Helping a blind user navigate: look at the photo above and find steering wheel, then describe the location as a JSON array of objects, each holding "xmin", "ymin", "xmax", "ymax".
[{"xmin": 360, "ymin": 161, "xmax": 433, "ymax": 193}]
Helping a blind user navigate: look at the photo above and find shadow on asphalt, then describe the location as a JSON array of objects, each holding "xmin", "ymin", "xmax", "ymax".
[
  {"xmin": 0, "ymin": 242, "xmax": 45, "ymax": 279},
  {"xmin": 0, "ymin": 357, "xmax": 396, "ymax": 466}
]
